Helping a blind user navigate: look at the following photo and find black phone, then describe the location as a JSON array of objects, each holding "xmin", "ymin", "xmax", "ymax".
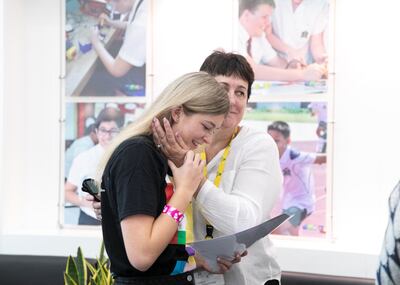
[{"xmin": 82, "ymin": 178, "xmax": 101, "ymax": 202}]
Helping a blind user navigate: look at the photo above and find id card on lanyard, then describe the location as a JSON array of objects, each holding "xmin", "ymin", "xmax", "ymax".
[{"xmin": 194, "ymin": 271, "xmax": 225, "ymax": 285}]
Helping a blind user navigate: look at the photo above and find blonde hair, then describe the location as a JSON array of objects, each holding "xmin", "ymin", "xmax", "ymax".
[{"xmin": 96, "ymin": 72, "xmax": 229, "ymax": 183}]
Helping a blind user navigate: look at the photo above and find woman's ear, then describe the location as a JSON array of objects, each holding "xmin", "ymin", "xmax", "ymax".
[{"xmin": 171, "ymin": 106, "xmax": 182, "ymax": 123}]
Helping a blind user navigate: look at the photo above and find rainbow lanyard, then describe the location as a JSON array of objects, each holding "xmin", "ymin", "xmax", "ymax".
[{"xmin": 200, "ymin": 127, "xmax": 239, "ymax": 239}]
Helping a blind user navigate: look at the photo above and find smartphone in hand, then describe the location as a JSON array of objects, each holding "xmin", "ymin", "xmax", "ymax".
[{"xmin": 82, "ymin": 178, "xmax": 101, "ymax": 202}]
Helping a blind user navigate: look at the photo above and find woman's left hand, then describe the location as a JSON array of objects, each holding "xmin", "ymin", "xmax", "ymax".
[
  {"xmin": 152, "ymin": 117, "xmax": 189, "ymax": 167},
  {"xmin": 195, "ymin": 250, "xmax": 248, "ymax": 274},
  {"xmin": 216, "ymin": 251, "xmax": 247, "ymax": 273}
]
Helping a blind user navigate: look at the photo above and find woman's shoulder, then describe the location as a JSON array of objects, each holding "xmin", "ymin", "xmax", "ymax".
[
  {"xmin": 236, "ymin": 125, "xmax": 275, "ymax": 147},
  {"xmin": 117, "ymin": 135, "xmax": 154, "ymax": 151},
  {"xmin": 106, "ymin": 135, "xmax": 167, "ymax": 176},
  {"xmin": 111, "ymin": 135, "xmax": 161, "ymax": 163}
]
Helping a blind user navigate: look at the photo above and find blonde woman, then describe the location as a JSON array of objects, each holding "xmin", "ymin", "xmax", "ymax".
[
  {"xmin": 91, "ymin": 52, "xmax": 283, "ymax": 284},
  {"xmin": 97, "ymin": 72, "xmax": 235, "ymax": 284}
]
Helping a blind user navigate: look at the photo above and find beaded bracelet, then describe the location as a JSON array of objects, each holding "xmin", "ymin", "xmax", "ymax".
[{"xmin": 162, "ymin": 204, "xmax": 184, "ymax": 224}]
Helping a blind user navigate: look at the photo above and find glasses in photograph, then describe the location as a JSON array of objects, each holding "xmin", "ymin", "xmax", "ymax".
[{"xmin": 97, "ymin": 127, "xmax": 120, "ymax": 137}]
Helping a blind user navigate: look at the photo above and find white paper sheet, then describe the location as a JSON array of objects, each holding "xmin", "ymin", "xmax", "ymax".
[{"xmin": 188, "ymin": 213, "xmax": 291, "ymax": 271}]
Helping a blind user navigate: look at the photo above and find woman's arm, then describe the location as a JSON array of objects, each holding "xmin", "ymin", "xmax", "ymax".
[
  {"xmin": 253, "ymin": 62, "xmax": 325, "ymax": 81},
  {"xmin": 195, "ymin": 134, "xmax": 283, "ymax": 235},
  {"xmin": 121, "ymin": 192, "xmax": 191, "ymax": 271},
  {"xmin": 90, "ymin": 27, "xmax": 133, "ymax": 77},
  {"xmin": 121, "ymin": 151, "xmax": 205, "ymax": 271}
]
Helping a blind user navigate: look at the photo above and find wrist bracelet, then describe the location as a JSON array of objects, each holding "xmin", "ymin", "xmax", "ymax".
[
  {"xmin": 186, "ymin": 245, "xmax": 196, "ymax": 256},
  {"xmin": 162, "ymin": 204, "xmax": 184, "ymax": 224},
  {"xmin": 187, "ymin": 256, "xmax": 196, "ymax": 267}
]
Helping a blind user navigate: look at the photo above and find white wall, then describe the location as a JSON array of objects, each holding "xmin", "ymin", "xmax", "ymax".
[
  {"xmin": 152, "ymin": 0, "xmax": 235, "ymax": 96},
  {"xmin": 0, "ymin": 0, "xmax": 4, "ymax": 239},
  {"xmin": 1, "ymin": 0, "xmax": 27, "ymax": 239},
  {"xmin": 1, "ymin": 0, "xmax": 400, "ymax": 279}
]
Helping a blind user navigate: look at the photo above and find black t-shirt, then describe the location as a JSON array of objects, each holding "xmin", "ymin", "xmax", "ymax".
[{"xmin": 101, "ymin": 135, "xmax": 188, "ymax": 277}]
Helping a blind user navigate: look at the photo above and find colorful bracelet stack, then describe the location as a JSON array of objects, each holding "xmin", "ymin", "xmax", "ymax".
[
  {"xmin": 185, "ymin": 246, "xmax": 196, "ymax": 268},
  {"xmin": 162, "ymin": 204, "xmax": 184, "ymax": 224},
  {"xmin": 185, "ymin": 245, "xmax": 196, "ymax": 256}
]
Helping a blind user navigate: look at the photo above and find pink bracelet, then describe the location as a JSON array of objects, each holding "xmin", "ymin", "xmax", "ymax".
[{"xmin": 162, "ymin": 204, "xmax": 184, "ymax": 224}]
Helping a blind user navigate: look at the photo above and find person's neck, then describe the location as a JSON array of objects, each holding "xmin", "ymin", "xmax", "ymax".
[
  {"xmin": 90, "ymin": 132, "xmax": 98, "ymax": 144},
  {"xmin": 205, "ymin": 125, "xmax": 239, "ymax": 162},
  {"xmin": 280, "ymin": 146, "xmax": 288, "ymax": 159}
]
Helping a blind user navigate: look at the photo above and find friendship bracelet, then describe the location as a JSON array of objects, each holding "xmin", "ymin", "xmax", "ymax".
[
  {"xmin": 171, "ymin": 260, "xmax": 186, "ymax": 275},
  {"xmin": 162, "ymin": 204, "xmax": 184, "ymax": 224},
  {"xmin": 185, "ymin": 245, "xmax": 196, "ymax": 256}
]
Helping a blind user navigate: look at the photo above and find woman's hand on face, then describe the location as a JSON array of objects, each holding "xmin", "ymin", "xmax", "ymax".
[
  {"xmin": 152, "ymin": 117, "xmax": 189, "ymax": 167},
  {"xmin": 168, "ymin": 151, "xmax": 205, "ymax": 198}
]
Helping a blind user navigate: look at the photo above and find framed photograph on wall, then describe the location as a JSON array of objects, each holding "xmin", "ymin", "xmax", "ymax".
[
  {"xmin": 242, "ymin": 101, "xmax": 329, "ymax": 238},
  {"xmin": 63, "ymin": 102, "xmax": 146, "ymax": 226},
  {"xmin": 65, "ymin": 0, "xmax": 148, "ymax": 97},
  {"xmin": 236, "ymin": 0, "xmax": 330, "ymax": 97},
  {"xmin": 61, "ymin": 0, "xmax": 151, "ymax": 227},
  {"xmin": 59, "ymin": 1, "xmax": 334, "ymax": 236}
]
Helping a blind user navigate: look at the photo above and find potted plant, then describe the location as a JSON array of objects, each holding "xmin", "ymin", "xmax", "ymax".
[{"xmin": 64, "ymin": 242, "xmax": 113, "ymax": 285}]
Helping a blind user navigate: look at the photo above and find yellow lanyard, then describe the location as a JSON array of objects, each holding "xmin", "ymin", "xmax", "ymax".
[{"xmin": 201, "ymin": 127, "xmax": 239, "ymax": 239}]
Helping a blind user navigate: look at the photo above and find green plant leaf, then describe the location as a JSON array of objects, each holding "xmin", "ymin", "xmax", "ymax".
[
  {"xmin": 66, "ymin": 241, "xmax": 113, "ymax": 285},
  {"xmin": 65, "ymin": 255, "xmax": 79, "ymax": 283},
  {"xmin": 89, "ymin": 260, "xmax": 101, "ymax": 285},
  {"xmin": 95, "ymin": 269, "xmax": 102, "ymax": 285},
  {"xmin": 76, "ymin": 247, "xmax": 87, "ymax": 285},
  {"xmin": 107, "ymin": 268, "xmax": 114, "ymax": 285},
  {"xmin": 64, "ymin": 272, "xmax": 78, "ymax": 285},
  {"xmin": 99, "ymin": 241, "xmax": 106, "ymax": 264},
  {"xmin": 89, "ymin": 275, "xmax": 97, "ymax": 285},
  {"xmin": 86, "ymin": 260, "xmax": 96, "ymax": 276},
  {"xmin": 99, "ymin": 260, "xmax": 110, "ymax": 285}
]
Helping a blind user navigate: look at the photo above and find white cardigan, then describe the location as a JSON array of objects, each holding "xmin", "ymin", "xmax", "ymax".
[{"xmin": 193, "ymin": 125, "xmax": 283, "ymax": 285}]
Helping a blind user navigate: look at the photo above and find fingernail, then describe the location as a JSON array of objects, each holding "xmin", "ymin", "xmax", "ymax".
[{"xmin": 153, "ymin": 117, "xmax": 156, "ymax": 123}]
